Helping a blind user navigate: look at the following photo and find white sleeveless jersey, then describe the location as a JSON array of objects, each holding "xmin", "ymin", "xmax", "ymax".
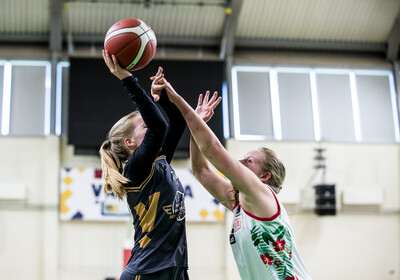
[{"xmin": 230, "ymin": 187, "xmax": 311, "ymax": 280}]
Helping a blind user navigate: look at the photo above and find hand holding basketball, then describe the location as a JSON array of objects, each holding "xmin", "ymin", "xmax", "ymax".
[
  {"xmin": 102, "ymin": 50, "xmax": 132, "ymax": 80},
  {"xmin": 104, "ymin": 18, "xmax": 157, "ymax": 71}
]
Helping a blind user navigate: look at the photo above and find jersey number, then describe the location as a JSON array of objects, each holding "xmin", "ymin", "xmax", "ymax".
[{"xmin": 133, "ymin": 192, "xmax": 160, "ymax": 248}]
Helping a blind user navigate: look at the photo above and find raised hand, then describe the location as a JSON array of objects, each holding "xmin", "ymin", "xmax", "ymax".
[
  {"xmin": 102, "ymin": 50, "xmax": 131, "ymax": 80},
  {"xmin": 195, "ymin": 90, "xmax": 221, "ymax": 122},
  {"xmin": 150, "ymin": 67, "xmax": 166, "ymax": 102}
]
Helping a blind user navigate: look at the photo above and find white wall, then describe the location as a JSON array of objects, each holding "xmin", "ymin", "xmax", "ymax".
[
  {"xmin": 0, "ymin": 136, "xmax": 399, "ymax": 280},
  {"xmin": 0, "ymin": 136, "xmax": 60, "ymax": 280}
]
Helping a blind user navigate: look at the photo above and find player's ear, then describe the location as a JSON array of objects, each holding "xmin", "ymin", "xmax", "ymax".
[
  {"xmin": 260, "ymin": 172, "xmax": 271, "ymax": 183},
  {"xmin": 124, "ymin": 138, "xmax": 136, "ymax": 148}
]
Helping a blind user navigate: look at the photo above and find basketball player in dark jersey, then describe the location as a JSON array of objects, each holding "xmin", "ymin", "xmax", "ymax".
[{"xmin": 100, "ymin": 50, "xmax": 188, "ymax": 280}]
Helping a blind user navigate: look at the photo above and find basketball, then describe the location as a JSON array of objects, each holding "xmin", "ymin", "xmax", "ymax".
[{"xmin": 104, "ymin": 18, "xmax": 157, "ymax": 71}]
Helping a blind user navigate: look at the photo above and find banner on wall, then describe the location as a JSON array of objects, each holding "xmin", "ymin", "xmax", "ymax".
[{"xmin": 60, "ymin": 167, "xmax": 225, "ymax": 222}]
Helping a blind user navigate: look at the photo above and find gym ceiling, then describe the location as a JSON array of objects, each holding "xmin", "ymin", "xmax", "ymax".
[{"xmin": 0, "ymin": 0, "xmax": 399, "ymax": 61}]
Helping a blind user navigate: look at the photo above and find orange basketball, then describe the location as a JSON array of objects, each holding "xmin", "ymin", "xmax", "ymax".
[{"xmin": 104, "ymin": 18, "xmax": 157, "ymax": 71}]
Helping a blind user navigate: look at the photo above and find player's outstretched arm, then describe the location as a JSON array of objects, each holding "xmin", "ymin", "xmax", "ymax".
[
  {"xmin": 163, "ymin": 79, "xmax": 267, "ymax": 205},
  {"xmin": 190, "ymin": 91, "xmax": 236, "ymax": 210}
]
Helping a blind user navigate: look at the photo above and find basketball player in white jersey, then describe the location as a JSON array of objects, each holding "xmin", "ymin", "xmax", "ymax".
[{"xmin": 160, "ymin": 79, "xmax": 312, "ymax": 280}]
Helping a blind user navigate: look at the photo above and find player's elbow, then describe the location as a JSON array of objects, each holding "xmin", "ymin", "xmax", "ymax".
[
  {"xmin": 191, "ymin": 165, "xmax": 211, "ymax": 185},
  {"xmin": 191, "ymin": 165, "xmax": 207, "ymax": 180}
]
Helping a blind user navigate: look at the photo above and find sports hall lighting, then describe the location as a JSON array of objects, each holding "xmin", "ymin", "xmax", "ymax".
[
  {"xmin": 309, "ymin": 71, "xmax": 321, "ymax": 141},
  {"xmin": 349, "ymin": 71, "xmax": 362, "ymax": 142},
  {"xmin": 388, "ymin": 73, "xmax": 400, "ymax": 142},
  {"xmin": 1, "ymin": 62, "xmax": 11, "ymax": 135},
  {"xmin": 44, "ymin": 62, "xmax": 51, "ymax": 136},
  {"xmin": 231, "ymin": 67, "xmax": 241, "ymax": 139},
  {"xmin": 221, "ymin": 81, "xmax": 230, "ymax": 139},
  {"xmin": 56, "ymin": 62, "xmax": 70, "ymax": 136},
  {"xmin": 269, "ymin": 69, "xmax": 282, "ymax": 140}
]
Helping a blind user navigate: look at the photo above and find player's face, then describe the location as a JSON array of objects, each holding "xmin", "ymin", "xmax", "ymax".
[
  {"xmin": 239, "ymin": 149, "xmax": 264, "ymax": 178},
  {"xmin": 131, "ymin": 116, "xmax": 147, "ymax": 147}
]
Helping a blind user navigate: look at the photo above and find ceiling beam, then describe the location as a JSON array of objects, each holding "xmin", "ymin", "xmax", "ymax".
[
  {"xmin": 64, "ymin": 0, "xmax": 227, "ymax": 6},
  {"xmin": 0, "ymin": 34, "xmax": 49, "ymax": 43},
  {"xmin": 235, "ymin": 38, "xmax": 386, "ymax": 53},
  {"xmin": 49, "ymin": 0, "xmax": 64, "ymax": 52},
  {"xmin": 0, "ymin": 33, "xmax": 386, "ymax": 54},
  {"xmin": 70, "ymin": 34, "xmax": 222, "ymax": 47},
  {"xmin": 219, "ymin": 0, "xmax": 243, "ymax": 59}
]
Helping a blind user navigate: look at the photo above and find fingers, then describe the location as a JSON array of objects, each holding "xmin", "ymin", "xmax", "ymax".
[
  {"xmin": 160, "ymin": 76, "xmax": 170, "ymax": 86},
  {"xmin": 208, "ymin": 91, "xmax": 218, "ymax": 105},
  {"xmin": 203, "ymin": 91, "xmax": 210, "ymax": 105},
  {"xmin": 111, "ymin": 54, "xmax": 119, "ymax": 67},
  {"xmin": 102, "ymin": 49, "xmax": 106, "ymax": 61},
  {"xmin": 202, "ymin": 91, "xmax": 220, "ymax": 106},
  {"xmin": 103, "ymin": 49, "xmax": 119, "ymax": 69},
  {"xmin": 201, "ymin": 90, "xmax": 219, "ymax": 104},
  {"xmin": 153, "ymin": 74, "xmax": 164, "ymax": 84},
  {"xmin": 152, "ymin": 84, "xmax": 166, "ymax": 91},
  {"xmin": 102, "ymin": 49, "xmax": 109, "ymax": 61},
  {"xmin": 102, "ymin": 50, "xmax": 112, "ymax": 68},
  {"xmin": 150, "ymin": 67, "xmax": 164, "ymax": 80},
  {"xmin": 212, "ymin": 96, "xmax": 222, "ymax": 109},
  {"xmin": 198, "ymin": 90, "xmax": 221, "ymax": 109},
  {"xmin": 197, "ymin": 94, "xmax": 203, "ymax": 107}
]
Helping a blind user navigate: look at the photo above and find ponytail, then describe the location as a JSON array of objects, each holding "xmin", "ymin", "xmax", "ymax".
[{"xmin": 99, "ymin": 140, "xmax": 129, "ymax": 200}]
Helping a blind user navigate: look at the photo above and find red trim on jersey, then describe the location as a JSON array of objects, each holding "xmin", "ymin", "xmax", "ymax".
[
  {"xmin": 232, "ymin": 201, "xmax": 240, "ymax": 211},
  {"xmin": 241, "ymin": 187, "xmax": 281, "ymax": 221}
]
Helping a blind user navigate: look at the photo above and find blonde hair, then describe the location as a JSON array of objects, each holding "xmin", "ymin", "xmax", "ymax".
[
  {"xmin": 99, "ymin": 111, "xmax": 140, "ymax": 200},
  {"xmin": 229, "ymin": 147, "xmax": 286, "ymax": 205},
  {"xmin": 259, "ymin": 147, "xmax": 286, "ymax": 194}
]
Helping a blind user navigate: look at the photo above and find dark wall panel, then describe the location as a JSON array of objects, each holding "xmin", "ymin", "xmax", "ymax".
[{"xmin": 68, "ymin": 57, "xmax": 225, "ymax": 158}]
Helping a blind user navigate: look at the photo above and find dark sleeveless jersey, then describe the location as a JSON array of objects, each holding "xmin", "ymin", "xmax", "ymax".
[
  {"xmin": 124, "ymin": 155, "xmax": 187, "ymax": 274},
  {"xmin": 120, "ymin": 76, "xmax": 188, "ymax": 275}
]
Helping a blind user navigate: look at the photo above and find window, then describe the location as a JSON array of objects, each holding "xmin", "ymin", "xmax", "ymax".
[
  {"xmin": 1, "ymin": 60, "xmax": 398, "ymax": 144},
  {"xmin": 277, "ymin": 68, "xmax": 314, "ymax": 141},
  {"xmin": 232, "ymin": 66, "xmax": 399, "ymax": 143},
  {"xmin": 0, "ymin": 61, "xmax": 51, "ymax": 136},
  {"xmin": 355, "ymin": 70, "xmax": 399, "ymax": 143},
  {"xmin": 232, "ymin": 67, "xmax": 274, "ymax": 140},
  {"xmin": 315, "ymin": 70, "xmax": 355, "ymax": 142}
]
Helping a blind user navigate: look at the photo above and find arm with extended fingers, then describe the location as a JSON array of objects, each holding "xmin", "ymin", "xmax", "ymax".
[{"xmin": 190, "ymin": 91, "xmax": 236, "ymax": 210}]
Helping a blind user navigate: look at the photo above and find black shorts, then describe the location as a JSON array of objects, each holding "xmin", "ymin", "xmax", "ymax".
[{"xmin": 120, "ymin": 266, "xmax": 189, "ymax": 280}]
